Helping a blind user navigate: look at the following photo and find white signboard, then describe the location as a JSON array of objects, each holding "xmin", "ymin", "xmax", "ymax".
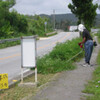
[
  {"xmin": 44, "ymin": 22, "xmax": 47, "ymax": 25},
  {"xmin": 21, "ymin": 36, "xmax": 36, "ymax": 68},
  {"xmin": 69, "ymin": 26, "xmax": 78, "ymax": 32}
]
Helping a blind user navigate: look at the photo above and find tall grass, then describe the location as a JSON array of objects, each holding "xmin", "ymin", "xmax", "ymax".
[
  {"xmin": 95, "ymin": 31, "xmax": 100, "ymax": 43},
  {"xmin": 36, "ymin": 38, "xmax": 84, "ymax": 74},
  {"xmin": 98, "ymin": 31, "xmax": 100, "ymax": 43}
]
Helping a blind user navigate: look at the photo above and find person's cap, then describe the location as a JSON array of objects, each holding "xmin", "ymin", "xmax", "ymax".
[{"xmin": 78, "ymin": 24, "xmax": 85, "ymax": 32}]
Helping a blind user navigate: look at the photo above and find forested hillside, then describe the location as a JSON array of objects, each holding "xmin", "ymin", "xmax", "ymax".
[{"xmin": 40, "ymin": 13, "xmax": 100, "ymax": 26}]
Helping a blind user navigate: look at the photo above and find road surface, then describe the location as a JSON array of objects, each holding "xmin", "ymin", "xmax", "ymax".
[{"xmin": 0, "ymin": 32, "xmax": 79, "ymax": 82}]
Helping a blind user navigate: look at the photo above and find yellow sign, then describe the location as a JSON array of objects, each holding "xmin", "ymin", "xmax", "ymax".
[{"xmin": 0, "ymin": 73, "xmax": 9, "ymax": 89}]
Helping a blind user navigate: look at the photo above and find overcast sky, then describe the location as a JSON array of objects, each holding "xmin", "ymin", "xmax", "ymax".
[{"xmin": 12, "ymin": 0, "xmax": 100, "ymax": 15}]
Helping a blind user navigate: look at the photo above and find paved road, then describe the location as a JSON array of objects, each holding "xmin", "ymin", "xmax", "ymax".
[
  {"xmin": 91, "ymin": 29, "xmax": 100, "ymax": 33},
  {"xmin": 0, "ymin": 32, "xmax": 79, "ymax": 82}
]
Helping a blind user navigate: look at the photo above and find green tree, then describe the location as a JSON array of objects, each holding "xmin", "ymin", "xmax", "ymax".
[
  {"xmin": 0, "ymin": 0, "xmax": 28, "ymax": 38},
  {"xmin": 8, "ymin": 11, "xmax": 28, "ymax": 35},
  {"xmin": 68, "ymin": 0, "xmax": 98, "ymax": 31},
  {"xmin": 6, "ymin": 0, "xmax": 16, "ymax": 8},
  {"xmin": 28, "ymin": 15, "xmax": 50, "ymax": 36},
  {"xmin": 0, "ymin": 0, "xmax": 11, "ymax": 38}
]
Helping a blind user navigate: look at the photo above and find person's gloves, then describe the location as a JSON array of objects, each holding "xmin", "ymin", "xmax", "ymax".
[
  {"xmin": 80, "ymin": 44, "xmax": 83, "ymax": 48},
  {"xmin": 78, "ymin": 42, "xmax": 82, "ymax": 46},
  {"xmin": 78, "ymin": 42, "xmax": 83, "ymax": 48}
]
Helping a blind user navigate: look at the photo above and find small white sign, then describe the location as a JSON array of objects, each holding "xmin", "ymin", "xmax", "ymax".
[
  {"xmin": 21, "ymin": 36, "xmax": 36, "ymax": 68},
  {"xmin": 44, "ymin": 22, "xmax": 47, "ymax": 25}
]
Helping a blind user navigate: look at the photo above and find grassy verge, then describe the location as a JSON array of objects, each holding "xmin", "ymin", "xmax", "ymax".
[
  {"xmin": 95, "ymin": 31, "xmax": 100, "ymax": 43},
  {"xmin": 45, "ymin": 32, "xmax": 57, "ymax": 37},
  {"xmin": 36, "ymin": 38, "xmax": 84, "ymax": 74},
  {"xmin": 0, "ymin": 38, "xmax": 84, "ymax": 100},
  {"xmin": 0, "ymin": 41, "xmax": 20, "ymax": 49},
  {"xmin": 82, "ymin": 50, "xmax": 100, "ymax": 100}
]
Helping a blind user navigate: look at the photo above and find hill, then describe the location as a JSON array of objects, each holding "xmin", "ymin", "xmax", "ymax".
[
  {"xmin": 40, "ymin": 13, "xmax": 78, "ymax": 25},
  {"xmin": 40, "ymin": 13, "xmax": 100, "ymax": 26}
]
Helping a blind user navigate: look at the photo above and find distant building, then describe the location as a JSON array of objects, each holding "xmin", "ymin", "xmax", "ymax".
[{"xmin": 69, "ymin": 26, "xmax": 78, "ymax": 32}]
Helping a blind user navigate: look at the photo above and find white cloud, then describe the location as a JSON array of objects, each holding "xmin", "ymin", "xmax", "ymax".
[
  {"xmin": 11, "ymin": 0, "xmax": 100, "ymax": 15},
  {"xmin": 12, "ymin": 0, "xmax": 72, "ymax": 15}
]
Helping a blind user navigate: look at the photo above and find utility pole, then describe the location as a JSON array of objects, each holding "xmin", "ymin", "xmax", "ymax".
[
  {"xmin": 44, "ymin": 22, "xmax": 47, "ymax": 32},
  {"xmin": 53, "ymin": 9, "xmax": 55, "ymax": 31}
]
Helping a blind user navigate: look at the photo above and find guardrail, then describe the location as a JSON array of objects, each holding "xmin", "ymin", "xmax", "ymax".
[
  {"xmin": 0, "ymin": 35, "xmax": 38, "ymax": 44},
  {"xmin": 0, "ymin": 38, "xmax": 20, "ymax": 44},
  {"xmin": 46, "ymin": 31, "xmax": 57, "ymax": 36}
]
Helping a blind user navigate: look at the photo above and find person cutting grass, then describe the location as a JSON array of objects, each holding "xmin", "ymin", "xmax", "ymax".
[{"xmin": 78, "ymin": 24, "xmax": 94, "ymax": 67}]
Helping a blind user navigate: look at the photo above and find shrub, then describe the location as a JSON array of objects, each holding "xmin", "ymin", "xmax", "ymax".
[{"xmin": 36, "ymin": 38, "xmax": 83, "ymax": 74}]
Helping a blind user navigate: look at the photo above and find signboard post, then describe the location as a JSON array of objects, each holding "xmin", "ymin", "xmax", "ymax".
[
  {"xmin": 0, "ymin": 73, "xmax": 9, "ymax": 89},
  {"xmin": 44, "ymin": 22, "xmax": 47, "ymax": 32},
  {"xmin": 21, "ymin": 36, "xmax": 37, "ymax": 85}
]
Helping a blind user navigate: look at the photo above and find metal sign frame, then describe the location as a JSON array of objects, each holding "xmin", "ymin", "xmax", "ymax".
[
  {"xmin": 21, "ymin": 36, "xmax": 37, "ymax": 84},
  {"xmin": 21, "ymin": 36, "xmax": 36, "ymax": 68}
]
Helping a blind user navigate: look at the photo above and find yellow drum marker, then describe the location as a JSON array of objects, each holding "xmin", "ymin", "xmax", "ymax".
[{"xmin": 0, "ymin": 73, "xmax": 9, "ymax": 89}]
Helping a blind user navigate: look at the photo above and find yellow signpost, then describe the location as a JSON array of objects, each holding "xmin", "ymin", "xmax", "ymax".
[{"xmin": 0, "ymin": 73, "xmax": 9, "ymax": 89}]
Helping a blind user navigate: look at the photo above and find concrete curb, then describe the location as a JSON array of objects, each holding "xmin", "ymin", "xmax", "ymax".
[{"xmin": 8, "ymin": 70, "xmax": 35, "ymax": 88}]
